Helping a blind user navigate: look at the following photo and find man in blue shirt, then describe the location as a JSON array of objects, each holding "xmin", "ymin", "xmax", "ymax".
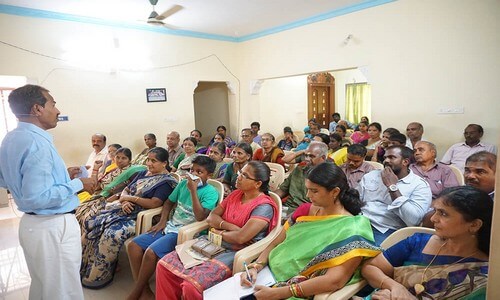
[{"xmin": 0, "ymin": 85, "xmax": 96, "ymax": 299}]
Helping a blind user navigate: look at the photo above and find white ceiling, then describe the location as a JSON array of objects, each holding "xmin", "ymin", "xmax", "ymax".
[{"xmin": 0, "ymin": 0, "xmax": 392, "ymax": 40}]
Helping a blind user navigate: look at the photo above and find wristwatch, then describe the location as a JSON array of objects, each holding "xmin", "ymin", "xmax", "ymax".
[{"xmin": 388, "ymin": 184, "xmax": 399, "ymax": 192}]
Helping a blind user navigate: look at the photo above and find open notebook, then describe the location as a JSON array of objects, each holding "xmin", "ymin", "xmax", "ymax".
[{"xmin": 203, "ymin": 266, "xmax": 276, "ymax": 299}]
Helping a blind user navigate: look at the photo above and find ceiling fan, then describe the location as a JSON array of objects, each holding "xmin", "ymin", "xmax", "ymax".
[{"xmin": 145, "ymin": 0, "xmax": 183, "ymax": 28}]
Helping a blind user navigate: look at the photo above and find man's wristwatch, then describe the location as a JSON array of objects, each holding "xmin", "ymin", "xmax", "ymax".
[{"xmin": 388, "ymin": 184, "xmax": 399, "ymax": 192}]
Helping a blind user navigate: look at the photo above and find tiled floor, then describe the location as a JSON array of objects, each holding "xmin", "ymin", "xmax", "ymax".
[{"xmin": 0, "ymin": 200, "xmax": 148, "ymax": 300}]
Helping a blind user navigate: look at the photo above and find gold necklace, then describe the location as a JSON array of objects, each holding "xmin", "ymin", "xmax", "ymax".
[{"xmin": 414, "ymin": 241, "xmax": 479, "ymax": 295}]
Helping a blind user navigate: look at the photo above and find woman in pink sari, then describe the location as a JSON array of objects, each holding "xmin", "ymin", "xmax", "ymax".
[{"xmin": 155, "ymin": 161, "xmax": 279, "ymax": 300}]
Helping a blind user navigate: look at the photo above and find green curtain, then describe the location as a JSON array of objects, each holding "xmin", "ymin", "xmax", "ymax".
[{"xmin": 345, "ymin": 83, "xmax": 371, "ymax": 124}]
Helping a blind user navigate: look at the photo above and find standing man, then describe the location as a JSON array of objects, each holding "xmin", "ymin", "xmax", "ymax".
[
  {"xmin": 0, "ymin": 85, "xmax": 95, "ymax": 299},
  {"xmin": 405, "ymin": 122, "xmax": 424, "ymax": 150},
  {"xmin": 166, "ymin": 131, "xmax": 184, "ymax": 167},
  {"xmin": 441, "ymin": 124, "xmax": 497, "ymax": 173},
  {"xmin": 251, "ymin": 121, "xmax": 262, "ymax": 145},
  {"xmin": 357, "ymin": 145, "xmax": 431, "ymax": 245},
  {"xmin": 85, "ymin": 133, "xmax": 108, "ymax": 176}
]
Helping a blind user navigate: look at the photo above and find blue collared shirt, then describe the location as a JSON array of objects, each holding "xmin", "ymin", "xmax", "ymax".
[
  {"xmin": 0, "ymin": 122, "xmax": 83, "ymax": 214},
  {"xmin": 357, "ymin": 169, "xmax": 432, "ymax": 233}
]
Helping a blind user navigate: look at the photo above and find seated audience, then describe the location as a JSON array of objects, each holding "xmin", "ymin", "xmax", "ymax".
[
  {"xmin": 293, "ymin": 133, "xmax": 312, "ymax": 152},
  {"xmin": 208, "ymin": 142, "xmax": 229, "ymax": 180},
  {"xmin": 309, "ymin": 122, "xmax": 321, "ymax": 136},
  {"xmin": 210, "ymin": 125, "xmax": 236, "ymax": 149},
  {"xmin": 357, "ymin": 145, "xmax": 432, "ymax": 245},
  {"xmin": 190, "ymin": 129, "xmax": 207, "ymax": 154},
  {"xmin": 329, "ymin": 112, "xmax": 355, "ymax": 132},
  {"xmin": 102, "ymin": 143, "xmax": 122, "ymax": 171},
  {"xmin": 251, "ymin": 121, "xmax": 262, "ymax": 145},
  {"xmin": 85, "ymin": 133, "xmax": 108, "ymax": 176},
  {"xmin": 303, "ymin": 118, "xmax": 316, "ymax": 135},
  {"xmin": 354, "ymin": 116, "xmax": 369, "ymax": 131},
  {"xmin": 223, "ymin": 142, "xmax": 253, "ymax": 195},
  {"xmin": 313, "ymin": 132, "xmax": 330, "ymax": 145},
  {"xmin": 131, "ymin": 133, "xmax": 157, "ymax": 165},
  {"xmin": 155, "ymin": 161, "xmax": 279, "ymax": 299},
  {"xmin": 253, "ymin": 133, "xmax": 286, "ymax": 167},
  {"xmin": 80, "ymin": 147, "xmax": 177, "ymax": 288},
  {"xmin": 172, "ymin": 137, "xmax": 198, "ymax": 176},
  {"xmin": 361, "ymin": 122, "xmax": 382, "ymax": 160},
  {"xmin": 126, "ymin": 156, "xmax": 219, "ymax": 300},
  {"xmin": 166, "ymin": 131, "xmax": 184, "ymax": 167},
  {"xmin": 405, "ymin": 122, "xmax": 425, "ymax": 150},
  {"xmin": 350, "ymin": 121, "xmax": 370, "ymax": 144},
  {"xmin": 335, "ymin": 124, "xmax": 352, "ymax": 147},
  {"xmin": 387, "ymin": 132, "xmax": 407, "ymax": 147},
  {"xmin": 78, "ymin": 147, "xmax": 133, "ymax": 203},
  {"xmin": 75, "ymin": 148, "xmax": 146, "ymax": 229},
  {"xmin": 371, "ymin": 128, "xmax": 400, "ymax": 163},
  {"xmin": 240, "ymin": 128, "xmax": 261, "ymax": 152},
  {"xmin": 362, "ymin": 186, "xmax": 492, "ymax": 300},
  {"xmin": 465, "ymin": 151, "xmax": 496, "ymax": 199},
  {"xmin": 276, "ymin": 142, "xmax": 327, "ymax": 211},
  {"xmin": 441, "ymin": 124, "xmax": 497, "ymax": 173},
  {"xmin": 208, "ymin": 132, "xmax": 231, "ymax": 156},
  {"xmin": 411, "ymin": 141, "xmax": 460, "ymax": 228},
  {"xmin": 277, "ymin": 126, "xmax": 298, "ymax": 151},
  {"xmin": 340, "ymin": 144, "xmax": 375, "ymax": 189},
  {"xmin": 240, "ymin": 162, "xmax": 381, "ymax": 299},
  {"xmin": 328, "ymin": 133, "xmax": 348, "ymax": 166}
]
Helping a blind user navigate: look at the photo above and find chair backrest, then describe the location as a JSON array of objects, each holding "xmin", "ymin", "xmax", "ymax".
[
  {"xmin": 264, "ymin": 162, "xmax": 285, "ymax": 191},
  {"xmin": 447, "ymin": 164, "xmax": 465, "ymax": 185},
  {"xmin": 381, "ymin": 226, "xmax": 435, "ymax": 249},
  {"xmin": 365, "ymin": 161, "xmax": 384, "ymax": 170},
  {"xmin": 170, "ymin": 172, "xmax": 181, "ymax": 182},
  {"xmin": 207, "ymin": 179, "xmax": 224, "ymax": 205},
  {"xmin": 232, "ymin": 191, "xmax": 282, "ymax": 273}
]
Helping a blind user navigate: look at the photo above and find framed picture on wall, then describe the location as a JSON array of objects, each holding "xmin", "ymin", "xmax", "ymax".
[{"xmin": 146, "ymin": 88, "xmax": 167, "ymax": 102}]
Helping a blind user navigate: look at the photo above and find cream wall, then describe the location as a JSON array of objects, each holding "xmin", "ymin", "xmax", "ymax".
[
  {"xmin": 1, "ymin": 0, "xmax": 499, "ymax": 161},
  {"xmin": 239, "ymin": 0, "xmax": 500, "ymax": 155},
  {"xmin": 0, "ymin": 14, "xmax": 239, "ymax": 165}
]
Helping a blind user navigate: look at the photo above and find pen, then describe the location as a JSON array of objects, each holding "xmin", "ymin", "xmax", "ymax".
[{"xmin": 243, "ymin": 262, "xmax": 251, "ymax": 282}]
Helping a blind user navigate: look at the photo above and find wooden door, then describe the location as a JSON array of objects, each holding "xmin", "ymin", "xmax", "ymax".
[{"xmin": 307, "ymin": 73, "xmax": 334, "ymax": 130}]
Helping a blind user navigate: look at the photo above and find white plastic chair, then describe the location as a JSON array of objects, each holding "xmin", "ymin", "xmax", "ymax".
[
  {"xmin": 264, "ymin": 162, "xmax": 285, "ymax": 191},
  {"xmin": 365, "ymin": 161, "xmax": 384, "ymax": 170},
  {"xmin": 177, "ymin": 192, "xmax": 282, "ymax": 274},
  {"xmin": 447, "ymin": 165, "xmax": 465, "ymax": 185}
]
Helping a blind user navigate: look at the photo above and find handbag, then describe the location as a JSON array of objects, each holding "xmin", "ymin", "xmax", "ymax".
[{"xmin": 191, "ymin": 236, "xmax": 225, "ymax": 258}]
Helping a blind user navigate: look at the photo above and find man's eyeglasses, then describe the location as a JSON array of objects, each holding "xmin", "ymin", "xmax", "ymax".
[
  {"xmin": 304, "ymin": 153, "xmax": 317, "ymax": 159},
  {"xmin": 241, "ymin": 135, "xmax": 251, "ymax": 138},
  {"xmin": 237, "ymin": 170, "xmax": 259, "ymax": 181}
]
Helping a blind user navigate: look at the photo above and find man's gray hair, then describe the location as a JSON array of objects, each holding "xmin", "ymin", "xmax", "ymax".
[{"xmin": 308, "ymin": 141, "xmax": 328, "ymax": 157}]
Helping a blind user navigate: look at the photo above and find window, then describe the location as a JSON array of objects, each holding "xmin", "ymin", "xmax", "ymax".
[{"xmin": 345, "ymin": 83, "xmax": 371, "ymax": 124}]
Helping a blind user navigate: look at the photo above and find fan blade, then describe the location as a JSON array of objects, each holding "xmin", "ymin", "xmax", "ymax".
[{"xmin": 156, "ymin": 5, "xmax": 183, "ymax": 20}]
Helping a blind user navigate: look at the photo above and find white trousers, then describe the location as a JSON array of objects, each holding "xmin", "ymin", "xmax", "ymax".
[{"xmin": 19, "ymin": 213, "xmax": 84, "ymax": 300}]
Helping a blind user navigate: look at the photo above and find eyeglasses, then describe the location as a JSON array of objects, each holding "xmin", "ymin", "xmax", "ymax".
[
  {"xmin": 237, "ymin": 170, "xmax": 259, "ymax": 181},
  {"xmin": 304, "ymin": 153, "xmax": 317, "ymax": 159},
  {"xmin": 241, "ymin": 134, "xmax": 250, "ymax": 138},
  {"xmin": 261, "ymin": 138, "xmax": 272, "ymax": 142}
]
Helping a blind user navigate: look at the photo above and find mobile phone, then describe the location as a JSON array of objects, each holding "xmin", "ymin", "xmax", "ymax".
[{"xmin": 187, "ymin": 173, "xmax": 200, "ymax": 181}]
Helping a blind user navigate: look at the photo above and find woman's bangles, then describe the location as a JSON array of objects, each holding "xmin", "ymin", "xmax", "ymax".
[{"xmin": 289, "ymin": 282, "xmax": 305, "ymax": 298}]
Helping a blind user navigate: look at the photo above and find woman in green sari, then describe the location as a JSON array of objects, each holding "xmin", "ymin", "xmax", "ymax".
[{"xmin": 240, "ymin": 162, "xmax": 380, "ymax": 299}]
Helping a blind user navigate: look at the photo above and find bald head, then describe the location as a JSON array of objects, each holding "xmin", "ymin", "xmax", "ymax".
[
  {"xmin": 406, "ymin": 122, "xmax": 424, "ymax": 141},
  {"xmin": 166, "ymin": 131, "xmax": 180, "ymax": 149}
]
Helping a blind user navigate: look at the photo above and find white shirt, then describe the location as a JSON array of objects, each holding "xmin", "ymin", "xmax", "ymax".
[
  {"xmin": 357, "ymin": 169, "xmax": 432, "ymax": 233},
  {"xmin": 85, "ymin": 147, "xmax": 108, "ymax": 177}
]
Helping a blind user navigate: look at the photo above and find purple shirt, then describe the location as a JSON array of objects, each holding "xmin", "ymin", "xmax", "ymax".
[
  {"xmin": 340, "ymin": 161, "xmax": 375, "ymax": 189},
  {"xmin": 410, "ymin": 162, "xmax": 460, "ymax": 199},
  {"xmin": 441, "ymin": 141, "xmax": 497, "ymax": 173}
]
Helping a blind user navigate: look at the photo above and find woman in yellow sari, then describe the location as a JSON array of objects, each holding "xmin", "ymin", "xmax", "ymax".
[{"xmin": 240, "ymin": 162, "xmax": 380, "ymax": 299}]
